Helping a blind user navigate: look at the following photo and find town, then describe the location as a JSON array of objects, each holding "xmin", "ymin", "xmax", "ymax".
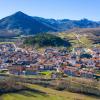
[{"xmin": 0, "ymin": 42, "xmax": 99, "ymax": 80}]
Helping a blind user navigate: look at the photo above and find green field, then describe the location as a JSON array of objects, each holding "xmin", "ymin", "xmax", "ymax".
[
  {"xmin": 58, "ymin": 32, "xmax": 93, "ymax": 48},
  {"xmin": 0, "ymin": 84, "xmax": 100, "ymax": 100},
  {"xmin": 0, "ymin": 42, "xmax": 14, "ymax": 44}
]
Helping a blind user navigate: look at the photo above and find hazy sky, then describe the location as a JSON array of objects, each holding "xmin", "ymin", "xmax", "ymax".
[{"xmin": 0, "ymin": 0, "xmax": 100, "ymax": 20}]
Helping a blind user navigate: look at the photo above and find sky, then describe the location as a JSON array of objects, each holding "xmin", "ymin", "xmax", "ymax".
[{"xmin": 0, "ymin": 0, "xmax": 100, "ymax": 21}]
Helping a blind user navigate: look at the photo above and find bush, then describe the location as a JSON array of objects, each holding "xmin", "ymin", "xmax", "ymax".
[
  {"xmin": 53, "ymin": 78, "xmax": 100, "ymax": 96},
  {"xmin": 0, "ymin": 77, "xmax": 25, "ymax": 94}
]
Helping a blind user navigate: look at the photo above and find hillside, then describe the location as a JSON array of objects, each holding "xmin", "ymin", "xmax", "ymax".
[
  {"xmin": 24, "ymin": 34, "xmax": 71, "ymax": 48},
  {"xmin": 1, "ymin": 84, "xmax": 100, "ymax": 100},
  {"xmin": 0, "ymin": 11, "xmax": 100, "ymax": 37},
  {"xmin": 58, "ymin": 28, "xmax": 100, "ymax": 47}
]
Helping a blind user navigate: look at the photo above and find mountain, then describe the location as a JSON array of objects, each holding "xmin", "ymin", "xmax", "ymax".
[
  {"xmin": 33, "ymin": 17, "xmax": 100, "ymax": 31},
  {"xmin": 0, "ymin": 11, "xmax": 57, "ymax": 37},
  {"xmin": 0, "ymin": 11, "xmax": 100, "ymax": 37},
  {"xmin": 56, "ymin": 19, "xmax": 100, "ymax": 31}
]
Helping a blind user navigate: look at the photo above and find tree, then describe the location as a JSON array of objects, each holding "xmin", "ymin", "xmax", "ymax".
[{"xmin": 80, "ymin": 53, "xmax": 92, "ymax": 59}]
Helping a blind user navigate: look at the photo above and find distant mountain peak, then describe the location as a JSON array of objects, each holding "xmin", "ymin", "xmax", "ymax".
[
  {"xmin": 14, "ymin": 11, "xmax": 25, "ymax": 15},
  {"xmin": 12, "ymin": 11, "xmax": 28, "ymax": 17}
]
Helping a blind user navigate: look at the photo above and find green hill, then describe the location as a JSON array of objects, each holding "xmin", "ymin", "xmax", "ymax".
[{"xmin": 24, "ymin": 34, "xmax": 71, "ymax": 48}]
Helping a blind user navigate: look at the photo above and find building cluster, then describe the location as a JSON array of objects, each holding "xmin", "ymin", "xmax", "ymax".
[{"xmin": 0, "ymin": 43, "xmax": 100, "ymax": 79}]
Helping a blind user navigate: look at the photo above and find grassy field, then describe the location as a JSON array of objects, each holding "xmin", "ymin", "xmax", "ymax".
[
  {"xmin": 58, "ymin": 32, "xmax": 93, "ymax": 48},
  {"xmin": 0, "ymin": 84, "xmax": 100, "ymax": 100},
  {"xmin": 0, "ymin": 42, "xmax": 14, "ymax": 44}
]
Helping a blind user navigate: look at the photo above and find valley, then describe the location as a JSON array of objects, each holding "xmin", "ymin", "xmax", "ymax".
[{"xmin": 0, "ymin": 10, "xmax": 100, "ymax": 100}]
